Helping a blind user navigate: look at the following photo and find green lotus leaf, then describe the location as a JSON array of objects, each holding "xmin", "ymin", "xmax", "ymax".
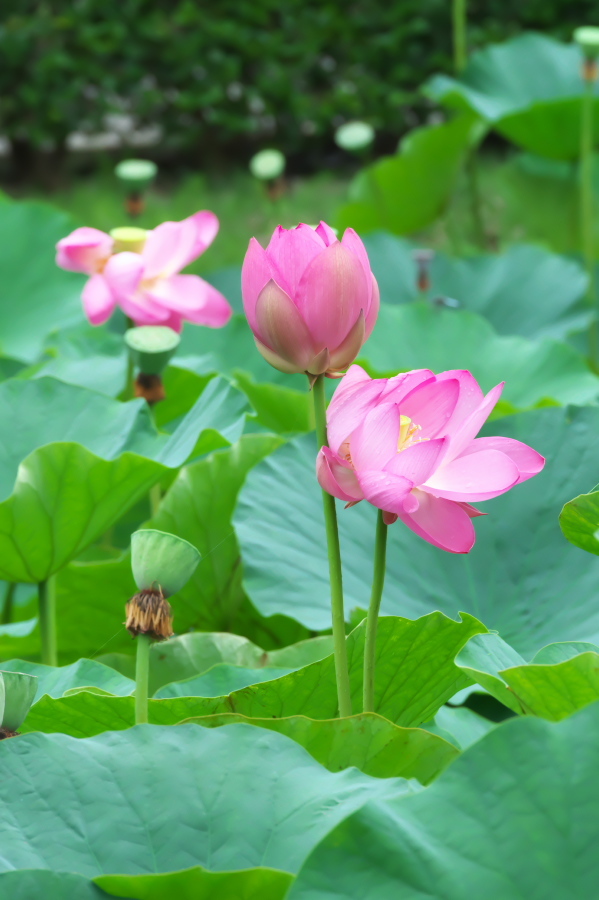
[
  {"xmin": 0, "ymin": 376, "xmax": 247, "ymax": 583},
  {"xmin": 184, "ymin": 713, "xmax": 459, "ymax": 783},
  {"xmin": 289, "ymin": 703, "xmax": 599, "ymax": 898},
  {"xmin": 363, "ymin": 232, "xmax": 588, "ymax": 339},
  {"xmin": 425, "ymin": 32, "xmax": 599, "ymax": 160},
  {"xmin": 337, "ymin": 113, "xmax": 484, "ymax": 234},
  {"xmin": 457, "ymin": 634, "xmax": 599, "ymax": 721},
  {"xmin": 0, "ymin": 724, "xmax": 412, "ymax": 876},
  {"xmin": 361, "ymin": 302, "xmax": 599, "ymax": 408}
]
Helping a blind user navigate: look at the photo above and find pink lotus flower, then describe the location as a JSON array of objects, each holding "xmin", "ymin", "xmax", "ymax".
[
  {"xmin": 317, "ymin": 365, "xmax": 545, "ymax": 553},
  {"xmin": 56, "ymin": 212, "xmax": 232, "ymax": 332},
  {"xmin": 242, "ymin": 222, "xmax": 379, "ymax": 376}
]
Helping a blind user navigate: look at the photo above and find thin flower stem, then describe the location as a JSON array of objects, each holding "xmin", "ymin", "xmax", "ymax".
[
  {"xmin": 312, "ymin": 375, "xmax": 353, "ymax": 718},
  {"xmin": 1, "ymin": 582, "xmax": 15, "ymax": 625},
  {"xmin": 452, "ymin": 0, "xmax": 467, "ymax": 74},
  {"xmin": 38, "ymin": 578, "xmax": 57, "ymax": 666},
  {"xmin": 363, "ymin": 510, "xmax": 388, "ymax": 713},
  {"xmin": 135, "ymin": 634, "xmax": 152, "ymax": 725},
  {"xmin": 581, "ymin": 75, "xmax": 598, "ymax": 363}
]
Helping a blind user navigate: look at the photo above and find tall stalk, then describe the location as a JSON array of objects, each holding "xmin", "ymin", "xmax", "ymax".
[
  {"xmin": 581, "ymin": 70, "xmax": 597, "ymax": 362},
  {"xmin": 452, "ymin": 0, "xmax": 467, "ymax": 74},
  {"xmin": 312, "ymin": 375, "xmax": 352, "ymax": 718},
  {"xmin": 1, "ymin": 582, "xmax": 15, "ymax": 625},
  {"xmin": 38, "ymin": 579, "xmax": 57, "ymax": 666},
  {"xmin": 135, "ymin": 634, "xmax": 152, "ymax": 724},
  {"xmin": 363, "ymin": 510, "xmax": 388, "ymax": 713}
]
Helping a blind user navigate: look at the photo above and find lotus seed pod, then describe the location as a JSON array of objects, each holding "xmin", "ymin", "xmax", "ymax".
[
  {"xmin": 574, "ymin": 26, "xmax": 599, "ymax": 61},
  {"xmin": 0, "ymin": 671, "xmax": 37, "ymax": 734},
  {"xmin": 114, "ymin": 158, "xmax": 158, "ymax": 192},
  {"xmin": 131, "ymin": 529, "xmax": 201, "ymax": 598},
  {"xmin": 110, "ymin": 226, "xmax": 148, "ymax": 254},
  {"xmin": 249, "ymin": 149, "xmax": 286, "ymax": 181},
  {"xmin": 334, "ymin": 121, "xmax": 375, "ymax": 152},
  {"xmin": 125, "ymin": 326, "xmax": 181, "ymax": 377}
]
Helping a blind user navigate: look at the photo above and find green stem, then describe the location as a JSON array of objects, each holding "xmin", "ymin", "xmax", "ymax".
[
  {"xmin": 123, "ymin": 317, "xmax": 135, "ymax": 401},
  {"xmin": 38, "ymin": 579, "xmax": 57, "ymax": 666},
  {"xmin": 312, "ymin": 375, "xmax": 352, "ymax": 718},
  {"xmin": 135, "ymin": 634, "xmax": 152, "ymax": 724},
  {"xmin": 363, "ymin": 510, "xmax": 388, "ymax": 713},
  {"xmin": 149, "ymin": 483, "xmax": 161, "ymax": 518},
  {"xmin": 466, "ymin": 150, "xmax": 486, "ymax": 248},
  {"xmin": 581, "ymin": 75, "xmax": 598, "ymax": 363},
  {"xmin": 452, "ymin": 0, "xmax": 467, "ymax": 74},
  {"xmin": 1, "ymin": 582, "xmax": 15, "ymax": 625}
]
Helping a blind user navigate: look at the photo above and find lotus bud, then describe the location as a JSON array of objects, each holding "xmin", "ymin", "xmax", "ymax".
[
  {"xmin": 124, "ymin": 326, "xmax": 181, "ymax": 404},
  {"xmin": 242, "ymin": 222, "xmax": 379, "ymax": 379},
  {"xmin": 125, "ymin": 529, "xmax": 201, "ymax": 641},
  {"xmin": 574, "ymin": 27, "xmax": 599, "ymax": 80},
  {"xmin": 114, "ymin": 158, "xmax": 158, "ymax": 218},
  {"xmin": 0, "ymin": 671, "xmax": 37, "ymax": 738}
]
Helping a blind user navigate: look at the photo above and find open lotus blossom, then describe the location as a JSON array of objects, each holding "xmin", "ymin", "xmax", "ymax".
[
  {"xmin": 317, "ymin": 365, "xmax": 545, "ymax": 553},
  {"xmin": 56, "ymin": 211, "xmax": 232, "ymax": 332},
  {"xmin": 242, "ymin": 222, "xmax": 379, "ymax": 376}
]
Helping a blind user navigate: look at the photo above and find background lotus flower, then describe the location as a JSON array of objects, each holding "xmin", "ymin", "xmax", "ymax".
[
  {"xmin": 317, "ymin": 365, "xmax": 545, "ymax": 553},
  {"xmin": 56, "ymin": 211, "xmax": 232, "ymax": 331},
  {"xmin": 242, "ymin": 222, "xmax": 379, "ymax": 376}
]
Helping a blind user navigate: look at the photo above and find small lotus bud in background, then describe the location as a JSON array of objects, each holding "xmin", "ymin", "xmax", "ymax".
[
  {"xmin": 412, "ymin": 248, "xmax": 435, "ymax": 295},
  {"xmin": 110, "ymin": 226, "xmax": 148, "ymax": 254},
  {"xmin": 124, "ymin": 326, "xmax": 180, "ymax": 404},
  {"xmin": 0, "ymin": 671, "xmax": 37, "ymax": 739},
  {"xmin": 249, "ymin": 148, "xmax": 286, "ymax": 201},
  {"xmin": 114, "ymin": 158, "xmax": 158, "ymax": 218},
  {"xmin": 127, "ymin": 529, "xmax": 201, "ymax": 724},
  {"xmin": 574, "ymin": 27, "xmax": 599, "ymax": 80},
  {"xmin": 334, "ymin": 121, "xmax": 375, "ymax": 157}
]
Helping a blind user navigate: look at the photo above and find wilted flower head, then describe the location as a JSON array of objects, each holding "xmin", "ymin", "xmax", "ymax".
[
  {"xmin": 317, "ymin": 365, "xmax": 545, "ymax": 553},
  {"xmin": 242, "ymin": 222, "xmax": 379, "ymax": 377},
  {"xmin": 56, "ymin": 211, "xmax": 232, "ymax": 332}
]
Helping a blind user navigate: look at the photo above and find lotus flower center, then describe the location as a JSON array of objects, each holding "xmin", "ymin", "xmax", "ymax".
[{"xmin": 398, "ymin": 415, "xmax": 427, "ymax": 451}]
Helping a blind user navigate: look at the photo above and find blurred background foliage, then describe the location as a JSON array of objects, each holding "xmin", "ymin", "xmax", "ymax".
[{"xmin": 3, "ymin": 0, "xmax": 599, "ymax": 183}]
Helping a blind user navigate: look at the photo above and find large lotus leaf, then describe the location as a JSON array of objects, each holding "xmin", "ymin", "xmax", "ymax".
[
  {"xmin": 0, "ymin": 724, "xmax": 411, "ymax": 877},
  {"xmin": 184, "ymin": 713, "xmax": 458, "ymax": 783},
  {"xmin": 560, "ymin": 485, "xmax": 599, "ymax": 554},
  {"xmin": 0, "ymin": 377, "xmax": 248, "ymax": 583},
  {"xmin": 148, "ymin": 632, "xmax": 334, "ymax": 695},
  {"xmin": 336, "ymin": 113, "xmax": 482, "ymax": 235},
  {"xmin": 457, "ymin": 634, "xmax": 599, "ymax": 721},
  {"xmin": 433, "ymin": 705, "xmax": 496, "ymax": 750},
  {"xmin": 360, "ymin": 302, "xmax": 599, "ymax": 408},
  {"xmin": 425, "ymin": 33, "xmax": 599, "ymax": 160},
  {"xmin": 235, "ymin": 406, "xmax": 599, "ymax": 656},
  {"xmin": 363, "ymin": 232, "xmax": 588, "ymax": 339},
  {"xmin": 289, "ymin": 702, "xmax": 599, "ymax": 899},
  {"xmin": 0, "ymin": 202, "xmax": 87, "ymax": 362},
  {"xmin": 0, "ymin": 871, "xmax": 106, "ymax": 900},
  {"xmin": 33, "ymin": 325, "xmax": 127, "ymax": 396},
  {"xmin": 156, "ymin": 664, "xmax": 296, "ymax": 698},
  {"xmin": 22, "ymin": 613, "xmax": 484, "ymax": 734},
  {"xmin": 0, "ymin": 658, "xmax": 134, "ymax": 701}
]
